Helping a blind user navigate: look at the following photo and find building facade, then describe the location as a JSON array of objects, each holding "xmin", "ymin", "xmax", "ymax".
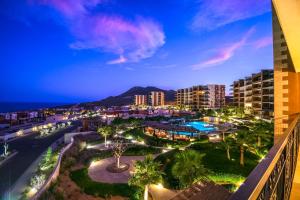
[
  {"xmin": 232, "ymin": 79, "xmax": 245, "ymax": 108},
  {"xmin": 177, "ymin": 85, "xmax": 225, "ymax": 110},
  {"xmin": 231, "ymin": 69, "xmax": 274, "ymax": 119},
  {"xmin": 149, "ymin": 91, "xmax": 165, "ymax": 106},
  {"xmin": 272, "ymin": 0, "xmax": 300, "ymax": 140},
  {"xmin": 134, "ymin": 95, "xmax": 147, "ymax": 106},
  {"xmin": 208, "ymin": 84, "xmax": 225, "ymax": 108}
]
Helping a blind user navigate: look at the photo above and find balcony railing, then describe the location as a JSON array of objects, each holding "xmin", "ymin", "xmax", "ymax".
[{"xmin": 230, "ymin": 114, "xmax": 300, "ymax": 200}]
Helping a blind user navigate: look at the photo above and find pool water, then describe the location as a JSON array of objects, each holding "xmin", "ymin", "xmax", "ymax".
[{"xmin": 184, "ymin": 121, "xmax": 216, "ymax": 132}]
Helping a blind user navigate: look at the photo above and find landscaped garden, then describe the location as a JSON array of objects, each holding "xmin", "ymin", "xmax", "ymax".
[{"xmin": 39, "ymin": 107, "xmax": 274, "ymax": 200}]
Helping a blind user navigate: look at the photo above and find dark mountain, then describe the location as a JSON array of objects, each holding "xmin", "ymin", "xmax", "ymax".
[{"xmin": 82, "ymin": 86, "xmax": 176, "ymax": 107}]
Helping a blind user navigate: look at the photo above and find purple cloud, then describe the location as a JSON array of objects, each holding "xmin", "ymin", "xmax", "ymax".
[
  {"xmin": 253, "ymin": 36, "xmax": 272, "ymax": 49},
  {"xmin": 192, "ymin": 0, "xmax": 270, "ymax": 31},
  {"xmin": 31, "ymin": 0, "xmax": 165, "ymax": 63},
  {"xmin": 192, "ymin": 28, "xmax": 255, "ymax": 70},
  {"xmin": 106, "ymin": 55, "xmax": 127, "ymax": 65}
]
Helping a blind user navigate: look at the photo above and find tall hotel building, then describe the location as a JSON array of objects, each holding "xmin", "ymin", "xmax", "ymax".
[
  {"xmin": 208, "ymin": 84, "xmax": 226, "ymax": 108},
  {"xmin": 176, "ymin": 85, "xmax": 225, "ymax": 110},
  {"xmin": 134, "ymin": 95, "xmax": 147, "ymax": 106},
  {"xmin": 272, "ymin": 0, "xmax": 300, "ymax": 140},
  {"xmin": 232, "ymin": 69, "xmax": 274, "ymax": 119},
  {"xmin": 149, "ymin": 91, "xmax": 165, "ymax": 106}
]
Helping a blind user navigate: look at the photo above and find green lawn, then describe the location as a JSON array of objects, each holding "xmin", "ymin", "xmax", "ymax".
[
  {"xmin": 124, "ymin": 145, "xmax": 162, "ymax": 156},
  {"xmin": 70, "ymin": 168, "xmax": 140, "ymax": 199}
]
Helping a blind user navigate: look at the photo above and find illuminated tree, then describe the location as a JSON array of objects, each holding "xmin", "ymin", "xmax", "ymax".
[
  {"xmin": 129, "ymin": 155, "xmax": 163, "ymax": 200},
  {"xmin": 172, "ymin": 150, "xmax": 207, "ymax": 188},
  {"xmin": 251, "ymin": 120, "xmax": 273, "ymax": 147},
  {"xmin": 233, "ymin": 129, "xmax": 250, "ymax": 166},
  {"xmin": 112, "ymin": 138, "xmax": 127, "ymax": 168},
  {"xmin": 220, "ymin": 137, "xmax": 235, "ymax": 160},
  {"xmin": 97, "ymin": 126, "xmax": 113, "ymax": 147}
]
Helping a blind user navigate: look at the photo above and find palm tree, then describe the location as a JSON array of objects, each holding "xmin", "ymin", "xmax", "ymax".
[
  {"xmin": 220, "ymin": 114, "xmax": 230, "ymax": 123},
  {"xmin": 251, "ymin": 120, "xmax": 273, "ymax": 147},
  {"xmin": 220, "ymin": 137, "xmax": 234, "ymax": 160},
  {"xmin": 97, "ymin": 126, "xmax": 113, "ymax": 147},
  {"xmin": 233, "ymin": 129, "xmax": 250, "ymax": 166},
  {"xmin": 172, "ymin": 150, "xmax": 207, "ymax": 188},
  {"xmin": 129, "ymin": 155, "xmax": 163, "ymax": 200}
]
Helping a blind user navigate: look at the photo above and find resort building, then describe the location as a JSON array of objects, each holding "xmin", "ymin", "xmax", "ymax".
[
  {"xmin": 149, "ymin": 91, "xmax": 165, "ymax": 106},
  {"xmin": 208, "ymin": 84, "xmax": 226, "ymax": 108},
  {"xmin": 232, "ymin": 79, "xmax": 245, "ymax": 108},
  {"xmin": 177, "ymin": 85, "xmax": 225, "ymax": 110},
  {"xmin": 176, "ymin": 85, "xmax": 209, "ymax": 110},
  {"xmin": 134, "ymin": 95, "xmax": 147, "ymax": 106},
  {"xmin": 231, "ymin": 69, "xmax": 274, "ymax": 119}
]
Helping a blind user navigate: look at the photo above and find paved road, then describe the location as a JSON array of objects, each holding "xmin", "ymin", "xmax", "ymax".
[{"xmin": 0, "ymin": 122, "xmax": 80, "ymax": 197}]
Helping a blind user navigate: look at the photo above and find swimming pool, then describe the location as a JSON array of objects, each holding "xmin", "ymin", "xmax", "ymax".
[{"xmin": 183, "ymin": 121, "xmax": 216, "ymax": 132}]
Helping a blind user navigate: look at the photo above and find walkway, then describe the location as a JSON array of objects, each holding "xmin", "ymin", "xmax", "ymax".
[
  {"xmin": 88, "ymin": 156, "xmax": 145, "ymax": 183},
  {"xmin": 290, "ymin": 148, "xmax": 300, "ymax": 200}
]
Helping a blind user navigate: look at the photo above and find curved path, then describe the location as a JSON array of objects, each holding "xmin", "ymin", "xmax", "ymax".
[{"xmin": 88, "ymin": 156, "xmax": 145, "ymax": 183}]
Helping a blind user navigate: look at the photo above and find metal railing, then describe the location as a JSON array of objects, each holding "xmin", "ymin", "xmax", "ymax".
[{"xmin": 230, "ymin": 114, "xmax": 300, "ymax": 200}]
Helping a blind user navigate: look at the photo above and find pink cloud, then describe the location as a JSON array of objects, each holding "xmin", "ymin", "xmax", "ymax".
[
  {"xmin": 192, "ymin": 28, "xmax": 255, "ymax": 70},
  {"xmin": 31, "ymin": 0, "xmax": 165, "ymax": 63},
  {"xmin": 107, "ymin": 55, "xmax": 127, "ymax": 65},
  {"xmin": 192, "ymin": 0, "xmax": 270, "ymax": 31},
  {"xmin": 253, "ymin": 36, "xmax": 273, "ymax": 49}
]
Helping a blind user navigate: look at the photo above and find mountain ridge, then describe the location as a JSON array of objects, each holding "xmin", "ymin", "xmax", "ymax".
[{"xmin": 81, "ymin": 86, "xmax": 176, "ymax": 107}]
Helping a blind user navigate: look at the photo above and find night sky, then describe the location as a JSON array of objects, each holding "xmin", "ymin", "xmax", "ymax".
[{"xmin": 0, "ymin": 0, "xmax": 273, "ymax": 103}]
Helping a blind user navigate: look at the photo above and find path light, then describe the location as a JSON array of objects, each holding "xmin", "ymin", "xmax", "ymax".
[
  {"xmin": 32, "ymin": 126, "xmax": 38, "ymax": 132},
  {"xmin": 162, "ymin": 149, "xmax": 168, "ymax": 153},
  {"xmin": 27, "ymin": 187, "xmax": 37, "ymax": 197},
  {"xmin": 90, "ymin": 161, "xmax": 97, "ymax": 168},
  {"xmin": 157, "ymin": 183, "xmax": 164, "ymax": 189},
  {"xmin": 259, "ymin": 156, "xmax": 266, "ymax": 162},
  {"xmin": 17, "ymin": 130, "xmax": 24, "ymax": 136},
  {"xmin": 236, "ymin": 180, "xmax": 244, "ymax": 187},
  {"xmin": 139, "ymin": 140, "xmax": 145, "ymax": 145}
]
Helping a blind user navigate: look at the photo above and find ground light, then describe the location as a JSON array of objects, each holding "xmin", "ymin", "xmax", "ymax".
[
  {"xmin": 27, "ymin": 187, "xmax": 37, "ymax": 197},
  {"xmin": 156, "ymin": 183, "xmax": 164, "ymax": 189}
]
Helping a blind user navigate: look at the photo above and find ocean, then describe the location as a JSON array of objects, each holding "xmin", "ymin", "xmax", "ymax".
[{"xmin": 0, "ymin": 102, "xmax": 67, "ymax": 113}]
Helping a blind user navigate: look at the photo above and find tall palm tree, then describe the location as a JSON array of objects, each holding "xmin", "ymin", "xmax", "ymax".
[
  {"xmin": 220, "ymin": 137, "xmax": 235, "ymax": 160},
  {"xmin": 97, "ymin": 126, "xmax": 113, "ymax": 147},
  {"xmin": 234, "ymin": 129, "xmax": 250, "ymax": 166},
  {"xmin": 251, "ymin": 120, "xmax": 273, "ymax": 147},
  {"xmin": 129, "ymin": 155, "xmax": 163, "ymax": 200},
  {"xmin": 172, "ymin": 150, "xmax": 207, "ymax": 188}
]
